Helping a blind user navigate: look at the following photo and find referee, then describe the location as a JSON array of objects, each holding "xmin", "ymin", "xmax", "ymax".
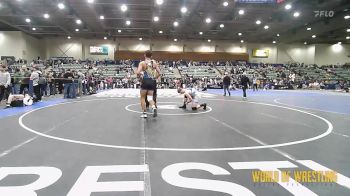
[{"xmin": 240, "ymin": 73, "xmax": 250, "ymax": 99}]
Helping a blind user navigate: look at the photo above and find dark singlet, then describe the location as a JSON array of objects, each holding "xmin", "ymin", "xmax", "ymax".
[{"xmin": 141, "ymin": 59, "xmax": 157, "ymax": 90}]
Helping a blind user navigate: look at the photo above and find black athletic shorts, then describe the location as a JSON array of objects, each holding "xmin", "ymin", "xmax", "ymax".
[
  {"xmin": 10, "ymin": 100, "xmax": 24, "ymax": 107},
  {"xmin": 141, "ymin": 79, "xmax": 156, "ymax": 91}
]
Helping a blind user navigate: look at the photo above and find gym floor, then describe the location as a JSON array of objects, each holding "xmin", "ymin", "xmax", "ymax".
[{"xmin": 0, "ymin": 89, "xmax": 349, "ymax": 196}]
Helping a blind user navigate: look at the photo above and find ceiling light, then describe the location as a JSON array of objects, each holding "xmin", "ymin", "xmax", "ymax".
[
  {"xmin": 156, "ymin": 0, "xmax": 164, "ymax": 5},
  {"xmin": 293, "ymin": 12, "xmax": 300, "ymax": 17},
  {"xmin": 75, "ymin": 29, "xmax": 79, "ymax": 32},
  {"xmin": 58, "ymin": 3, "xmax": 65, "ymax": 9},
  {"xmin": 100, "ymin": 15, "xmax": 105, "ymax": 20},
  {"xmin": 346, "ymin": 36, "xmax": 350, "ymax": 40},
  {"xmin": 272, "ymin": 41, "xmax": 276, "ymax": 44},
  {"xmin": 32, "ymin": 27, "xmax": 36, "ymax": 31},
  {"xmin": 126, "ymin": 20, "xmax": 131, "ymax": 25},
  {"xmin": 153, "ymin": 16, "xmax": 159, "ymax": 22},
  {"xmin": 174, "ymin": 38, "xmax": 178, "ymax": 42},
  {"xmin": 25, "ymin": 18, "xmax": 31, "ymax": 23},
  {"xmin": 181, "ymin": 7, "xmax": 187, "ymax": 13},
  {"xmin": 159, "ymin": 30, "xmax": 163, "ymax": 34},
  {"xmin": 43, "ymin": 13, "xmax": 50, "ymax": 19},
  {"xmin": 239, "ymin": 10, "xmax": 245, "ymax": 15},
  {"xmin": 256, "ymin": 20, "xmax": 261, "ymax": 25},
  {"xmin": 337, "ymin": 42, "xmax": 342, "ymax": 45},
  {"xmin": 67, "ymin": 36, "xmax": 71, "ymax": 39},
  {"xmin": 139, "ymin": 37, "xmax": 143, "ymax": 41},
  {"xmin": 118, "ymin": 30, "xmax": 122, "ymax": 33},
  {"xmin": 104, "ymin": 37, "xmax": 107, "ymax": 40},
  {"xmin": 199, "ymin": 32, "xmax": 203, "ymax": 35},
  {"xmin": 345, "ymin": 15, "xmax": 350, "ymax": 20},
  {"xmin": 277, "ymin": 34, "xmax": 280, "ymax": 37},
  {"xmin": 304, "ymin": 42, "xmax": 307, "ymax": 45},
  {"xmin": 312, "ymin": 35, "xmax": 316, "ymax": 38},
  {"xmin": 121, "ymin": 4, "xmax": 128, "ymax": 12},
  {"xmin": 223, "ymin": 1, "xmax": 228, "ymax": 7},
  {"xmin": 208, "ymin": 39, "xmax": 211, "ymax": 42},
  {"xmin": 240, "ymin": 40, "xmax": 244, "ymax": 43},
  {"xmin": 205, "ymin": 18, "xmax": 211, "ymax": 23},
  {"xmin": 220, "ymin": 24, "xmax": 224, "ymax": 28},
  {"xmin": 264, "ymin": 25, "xmax": 269, "ymax": 30},
  {"xmin": 173, "ymin": 21, "xmax": 179, "ymax": 27},
  {"xmin": 76, "ymin": 19, "xmax": 82, "ymax": 25},
  {"xmin": 238, "ymin": 32, "xmax": 242, "ymax": 36},
  {"xmin": 87, "ymin": 0, "xmax": 94, "ymax": 3},
  {"xmin": 285, "ymin": 4, "xmax": 292, "ymax": 10},
  {"xmin": 347, "ymin": 29, "xmax": 350, "ymax": 32},
  {"xmin": 307, "ymin": 27, "xmax": 311, "ymax": 31}
]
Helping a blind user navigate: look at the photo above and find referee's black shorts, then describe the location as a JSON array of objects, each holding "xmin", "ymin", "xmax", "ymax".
[{"xmin": 141, "ymin": 79, "xmax": 156, "ymax": 91}]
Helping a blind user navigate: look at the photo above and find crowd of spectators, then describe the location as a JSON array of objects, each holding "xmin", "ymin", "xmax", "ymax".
[{"xmin": 1, "ymin": 58, "xmax": 350, "ymax": 108}]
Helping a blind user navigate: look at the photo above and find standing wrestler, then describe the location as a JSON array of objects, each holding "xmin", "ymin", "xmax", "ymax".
[{"xmin": 136, "ymin": 50, "xmax": 161, "ymax": 118}]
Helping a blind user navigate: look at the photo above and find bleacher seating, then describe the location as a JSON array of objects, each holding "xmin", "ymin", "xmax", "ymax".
[{"xmin": 179, "ymin": 66, "xmax": 218, "ymax": 78}]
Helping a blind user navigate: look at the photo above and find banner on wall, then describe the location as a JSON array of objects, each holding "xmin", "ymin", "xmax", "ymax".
[
  {"xmin": 252, "ymin": 49, "xmax": 269, "ymax": 58},
  {"xmin": 90, "ymin": 46, "xmax": 108, "ymax": 55}
]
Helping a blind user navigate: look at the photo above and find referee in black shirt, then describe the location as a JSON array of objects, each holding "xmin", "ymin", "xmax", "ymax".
[
  {"xmin": 240, "ymin": 73, "xmax": 250, "ymax": 99},
  {"xmin": 223, "ymin": 72, "xmax": 231, "ymax": 96}
]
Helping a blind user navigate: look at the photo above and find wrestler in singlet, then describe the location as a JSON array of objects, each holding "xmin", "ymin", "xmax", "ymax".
[{"xmin": 136, "ymin": 50, "xmax": 161, "ymax": 118}]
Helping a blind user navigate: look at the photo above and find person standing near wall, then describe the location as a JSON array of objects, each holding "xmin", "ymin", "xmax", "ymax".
[
  {"xmin": 240, "ymin": 73, "xmax": 250, "ymax": 100},
  {"xmin": 0, "ymin": 65, "xmax": 11, "ymax": 103}
]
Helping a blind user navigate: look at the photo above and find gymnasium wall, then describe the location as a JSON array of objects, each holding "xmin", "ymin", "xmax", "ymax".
[
  {"xmin": 1, "ymin": 31, "xmax": 350, "ymax": 65},
  {"xmin": 277, "ymin": 44, "xmax": 316, "ymax": 65},
  {"xmin": 42, "ymin": 37, "xmax": 322, "ymax": 64},
  {"xmin": 24, "ymin": 33, "xmax": 45, "ymax": 61},
  {"xmin": 315, "ymin": 44, "xmax": 350, "ymax": 65},
  {"xmin": 43, "ymin": 38, "xmax": 83, "ymax": 60},
  {"xmin": 0, "ymin": 31, "xmax": 45, "ymax": 61},
  {"xmin": 115, "ymin": 51, "xmax": 249, "ymax": 61}
]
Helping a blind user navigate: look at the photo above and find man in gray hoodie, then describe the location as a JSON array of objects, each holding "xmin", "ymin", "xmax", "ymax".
[{"xmin": 0, "ymin": 65, "xmax": 11, "ymax": 102}]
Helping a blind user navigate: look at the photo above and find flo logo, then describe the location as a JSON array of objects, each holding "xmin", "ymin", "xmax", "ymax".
[{"xmin": 314, "ymin": 10, "xmax": 334, "ymax": 17}]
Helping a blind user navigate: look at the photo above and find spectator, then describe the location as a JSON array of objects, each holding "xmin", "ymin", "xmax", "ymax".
[
  {"xmin": 252, "ymin": 76, "xmax": 258, "ymax": 91},
  {"xmin": 30, "ymin": 66, "xmax": 42, "ymax": 102},
  {"xmin": 39, "ymin": 71, "xmax": 48, "ymax": 97},
  {"xmin": 12, "ymin": 68, "xmax": 22, "ymax": 94},
  {"xmin": 0, "ymin": 65, "xmax": 11, "ymax": 103},
  {"xmin": 63, "ymin": 69, "xmax": 75, "ymax": 99},
  {"xmin": 77, "ymin": 70, "xmax": 85, "ymax": 97},
  {"xmin": 47, "ymin": 71, "xmax": 56, "ymax": 96}
]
